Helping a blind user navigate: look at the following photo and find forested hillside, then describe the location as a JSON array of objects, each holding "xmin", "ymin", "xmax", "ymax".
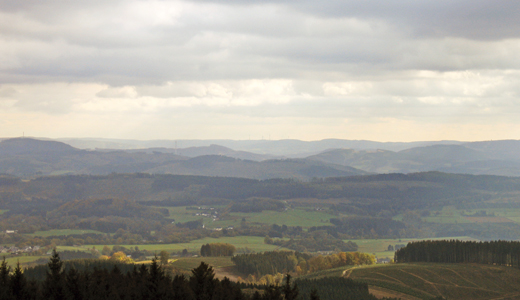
[
  {"xmin": 0, "ymin": 250, "xmax": 394, "ymax": 300},
  {"xmin": 395, "ymin": 240, "xmax": 520, "ymax": 267},
  {"xmin": 2, "ymin": 171, "xmax": 520, "ymax": 249}
]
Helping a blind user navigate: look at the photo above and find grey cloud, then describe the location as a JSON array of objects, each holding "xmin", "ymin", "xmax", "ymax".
[
  {"xmin": 190, "ymin": 0, "xmax": 520, "ymax": 40},
  {"xmin": 1, "ymin": 0, "xmax": 520, "ymax": 86},
  {"xmin": 1, "ymin": 0, "xmax": 520, "ymax": 130}
]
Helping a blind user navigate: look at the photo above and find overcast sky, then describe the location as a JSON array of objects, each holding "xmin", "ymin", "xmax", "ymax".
[{"xmin": 1, "ymin": 0, "xmax": 520, "ymax": 142}]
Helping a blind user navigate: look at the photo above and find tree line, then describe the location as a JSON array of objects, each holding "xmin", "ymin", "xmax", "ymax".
[
  {"xmin": 200, "ymin": 243, "xmax": 236, "ymax": 257},
  {"xmin": 267, "ymin": 231, "xmax": 358, "ymax": 252},
  {"xmin": 395, "ymin": 240, "xmax": 520, "ymax": 267},
  {"xmin": 295, "ymin": 277, "xmax": 379, "ymax": 300},
  {"xmin": 1, "ymin": 250, "xmax": 321, "ymax": 300},
  {"xmin": 231, "ymin": 251, "xmax": 374, "ymax": 277},
  {"xmin": 232, "ymin": 251, "xmax": 310, "ymax": 276}
]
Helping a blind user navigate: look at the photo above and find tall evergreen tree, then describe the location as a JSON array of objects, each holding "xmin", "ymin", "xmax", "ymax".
[
  {"xmin": 310, "ymin": 289, "xmax": 320, "ymax": 300},
  {"xmin": 252, "ymin": 291, "xmax": 261, "ymax": 300},
  {"xmin": 147, "ymin": 257, "xmax": 172, "ymax": 300},
  {"xmin": 64, "ymin": 268, "xmax": 83, "ymax": 300},
  {"xmin": 173, "ymin": 274, "xmax": 195, "ymax": 300},
  {"xmin": 0, "ymin": 257, "xmax": 13, "ymax": 300},
  {"xmin": 262, "ymin": 285, "xmax": 283, "ymax": 300},
  {"xmin": 10, "ymin": 262, "xmax": 28, "ymax": 300},
  {"xmin": 282, "ymin": 274, "xmax": 299, "ymax": 300},
  {"xmin": 42, "ymin": 249, "xmax": 66, "ymax": 300},
  {"xmin": 190, "ymin": 262, "xmax": 217, "ymax": 300}
]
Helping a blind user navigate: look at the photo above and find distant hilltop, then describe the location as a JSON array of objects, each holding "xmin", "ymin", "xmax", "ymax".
[
  {"xmin": 0, "ymin": 138, "xmax": 81, "ymax": 156},
  {"xmin": 52, "ymin": 137, "xmax": 468, "ymax": 155},
  {"xmin": 2, "ymin": 137, "xmax": 520, "ymax": 178}
]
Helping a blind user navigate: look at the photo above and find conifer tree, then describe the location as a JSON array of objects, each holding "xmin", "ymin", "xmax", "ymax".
[
  {"xmin": 252, "ymin": 291, "xmax": 261, "ymax": 300},
  {"xmin": 190, "ymin": 262, "xmax": 217, "ymax": 300},
  {"xmin": 42, "ymin": 249, "xmax": 65, "ymax": 300},
  {"xmin": 282, "ymin": 274, "xmax": 299, "ymax": 300},
  {"xmin": 262, "ymin": 285, "xmax": 283, "ymax": 300},
  {"xmin": 64, "ymin": 268, "xmax": 83, "ymax": 300},
  {"xmin": 0, "ymin": 257, "xmax": 12, "ymax": 300},
  {"xmin": 10, "ymin": 262, "xmax": 28, "ymax": 300},
  {"xmin": 147, "ymin": 257, "xmax": 171, "ymax": 300},
  {"xmin": 173, "ymin": 274, "xmax": 195, "ymax": 300},
  {"xmin": 310, "ymin": 289, "xmax": 320, "ymax": 300}
]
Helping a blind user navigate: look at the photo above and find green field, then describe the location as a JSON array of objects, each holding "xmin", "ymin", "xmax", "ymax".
[
  {"xmin": 157, "ymin": 206, "xmax": 336, "ymax": 229},
  {"xmin": 89, "ymin": 236, "xmax": 287, "ymax": 254},
  {"xmin": 233, "ymin": 208, "xmax": 334, "ymax": 227},
  {"xmin": 159, "ymin": 206, "xmax": 225, "ymax": 223},
  {"xmin": 347, "ymin": 263, "xmax": 520, "ymax": 300},
  {"xmin": 1, "ymin": 255, "xmax": 45, "ymax": 266},
  {"xmin": 27, "ymin": 229, "xmax": 107, "ymax": 237},
  {"xmin": 209, "ymin": 208, "xmax": 334, "ymax": 229},
  {"xmin": 394, "ymin": 206, "xmax": 520, "ymax": 225},
  {"xmin": 350, "ymin": 237, "xmax": 476, "ymax": 258},
  {"xmin": 0, "ymin": 209, "xmax": 7, "ymax": 215},
  {"xmin": 0, "ymin": 245, "xmax": 107, "ymax": 267}
]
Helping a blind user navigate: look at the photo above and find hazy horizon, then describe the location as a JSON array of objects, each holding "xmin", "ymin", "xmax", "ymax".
[{"xmin": 0, "ymin": 135, "xmax": 484, "ymax": 143}]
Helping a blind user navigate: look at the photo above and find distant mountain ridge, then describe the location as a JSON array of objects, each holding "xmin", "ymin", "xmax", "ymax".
[
  {"xmin": 0, "ymin": 138, "xmax": 80, "ymax": 156},
  {"xmin": 308, "ymin": 142, "xmax": 520, "ymax": 176},
  {"xmin": 0, "ymin": 138, "xmax": 368, "ymax": 179},
  {"xmin": 56, "ymin": 137, "xmax": 464, "ymax": 156},
  {"xmin": 3, "ymin": 137, "xmax": 520, "ymax": 178},
  {"xmin": 126, "ymin": 144, "xmax": 278, "ymax": 161}
]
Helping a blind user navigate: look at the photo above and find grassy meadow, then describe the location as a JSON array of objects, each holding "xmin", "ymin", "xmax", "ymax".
[
  {"xmin": 160, "ymin": 206, "xmax": 225, "ymax": 223},
  {"xmin": 230, "ymin": 208, "xmax": 334, "ymax": 227},
  {"xmin": 89, "ymin": 236, "xmax": 287, "ymax": 254},
  {"xmin": 1, "ymin": 255, "xmax": 45, "ymax": 266},
  {"xmin": 158, "ymin": 205, "xmax": 335, "ymax": 229},
  {"xmin": 394, "ymin": 206, "xmax": 520, "ymax": 224},
  {"xmin": 346, "ymin": 263, "xmax": 520, "ymax": 300},
  {"xmin": 27, "ymin": 229, "xmax": 107, "ymax": 237}
]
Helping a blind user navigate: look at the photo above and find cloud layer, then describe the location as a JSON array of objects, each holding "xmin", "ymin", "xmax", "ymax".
[{"xmin": 1, "ymin": 0, "xmax": 520, "ymax": 141}]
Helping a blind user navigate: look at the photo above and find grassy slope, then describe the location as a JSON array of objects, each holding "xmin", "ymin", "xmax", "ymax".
[
  {"xmin": 341, "ymin": 263, "xmax": 520, "ymax": 300},
  {"xmin": 1, "ymin": 255, "xmax": 44, "ymax": 266},
  {"xmin": 394, "ymin": 206, "xmax": 520, "ymax": 225},
  {"xmin": 211, "ymin": 208, "xmax": 334, "ymax": 228},
  {"xmin": 27, "ymin": 229, "xmax": 107, "ymax": 237},
  {"xmin": 158, "ymin": 205, "xmax": 336, "ymax": 229},
  {"xmin": 89, "ymin": 236, "xmax": 287, "ymax": 253}
]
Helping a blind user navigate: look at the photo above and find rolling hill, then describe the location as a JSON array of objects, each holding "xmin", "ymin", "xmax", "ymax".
[
  {"xmin": 0, "ymin": 138, "xmax": 368, "ymax": 179},
  {"xmin": 5, "ymin": 137, "xmax": 520, "ymax": 177},
  {"xmin": 308, "ymin": 143, "xmax": 520, "ymax": 176},
  {"xmin": 126, "ymin": 144, "xmax": 278, "ymax": 161},
  {"xmin": 57, "ymin": 137, "xmax": 463, "ymax": 156},
  {"xmin": 304, "ymin": 262, "xmax": 520, "ymax": 300}
]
